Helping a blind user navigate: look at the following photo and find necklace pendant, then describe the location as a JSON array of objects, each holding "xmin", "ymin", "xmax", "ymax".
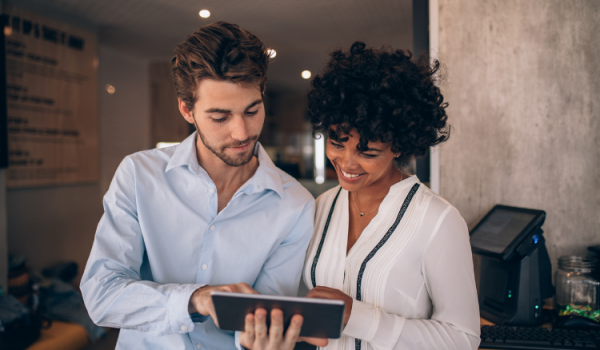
[{"xmin": 360, "ymin": 213, "xmax": 364, "ymax": 217}]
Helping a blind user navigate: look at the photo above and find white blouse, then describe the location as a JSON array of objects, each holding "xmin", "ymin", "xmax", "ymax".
[{"xmin": 302, "ymin": 176, "xmax": 480, "ymax": 350}]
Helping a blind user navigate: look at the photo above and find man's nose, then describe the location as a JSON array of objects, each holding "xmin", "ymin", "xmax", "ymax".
[{"xmin": 230, "ymin": 115, "xmax": 250, "ymax": 141}]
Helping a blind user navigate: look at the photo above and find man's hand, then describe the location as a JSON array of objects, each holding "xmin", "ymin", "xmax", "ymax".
[
  {"xmin": 240, "ymin": 308, "xmax": 328, "ymax": 350},
  {"xmin": 306, "ymin": 286, "xmax": 353, "ymax": 327},
  {"xmin": 188, "ymin": 283, "xmax": 258, "ymax": 326}
]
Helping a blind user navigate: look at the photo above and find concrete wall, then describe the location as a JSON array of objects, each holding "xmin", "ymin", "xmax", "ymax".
[
  {"xmin": 438, "ymin": 0, "xmax": 600, "ymax": 284},
  {"xmin": 7, "ymin": 45, "xmax": 150, "ymax": 274}
]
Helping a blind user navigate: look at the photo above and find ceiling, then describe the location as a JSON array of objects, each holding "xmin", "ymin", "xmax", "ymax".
[{"xmin": 6, "ymin": 0, "xmax": 413, "ymax": 92}]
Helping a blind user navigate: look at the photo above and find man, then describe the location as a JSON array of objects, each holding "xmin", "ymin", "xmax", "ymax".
[{"xmin": 81, "ymin": 22, "xmax": 315, "ymax": 349}]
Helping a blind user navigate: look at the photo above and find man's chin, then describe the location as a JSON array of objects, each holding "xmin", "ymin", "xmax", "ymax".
[{"xmin": 219, "ymin": 148, "xmax": 254, "ymax": 167}]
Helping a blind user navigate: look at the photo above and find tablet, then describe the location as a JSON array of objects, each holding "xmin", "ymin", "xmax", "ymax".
[
  {"xmin": 470, "ymin": 205, "xmax": 546, "ymax": 261},
  {"xmin": 211, "ymin": 291, "xmax": 345, "ymax": 339}
]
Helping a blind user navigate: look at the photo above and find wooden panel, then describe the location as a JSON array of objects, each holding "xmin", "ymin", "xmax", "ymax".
[
  {"xmin": 4, "ymin": 5, "xmax": 98, "ymax": 188},
  {"xmin": 149, "ymin": 61, "xmax": 191, "ymax": 146},
  {"xmin": 26, "ymin": 321, "xmax": 89, "ymax": 350}
]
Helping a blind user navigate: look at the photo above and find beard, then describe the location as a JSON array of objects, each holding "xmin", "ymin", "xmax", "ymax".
[{"xmin": 196, "ymin": 127, "xmax": 259, "ymax": 167}]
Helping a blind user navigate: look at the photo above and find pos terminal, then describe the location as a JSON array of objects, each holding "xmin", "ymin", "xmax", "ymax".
[{"xmin": 470, "ymin": 205, "xmax": 554, "ymax": 326}]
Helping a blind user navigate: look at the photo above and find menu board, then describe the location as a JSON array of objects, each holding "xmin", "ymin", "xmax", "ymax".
[{"xmin": 4, "ymin": 5, "xmax": 98, "ymax": 188}]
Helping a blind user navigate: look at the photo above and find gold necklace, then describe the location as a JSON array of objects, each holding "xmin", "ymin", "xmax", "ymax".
[
  {"xmin": 351, "ymin": 172, "xmax": 407, "ymax": 217},
  {"xmin": 351, "ymin": 192, "xmax": 379, "ymax": 217}
]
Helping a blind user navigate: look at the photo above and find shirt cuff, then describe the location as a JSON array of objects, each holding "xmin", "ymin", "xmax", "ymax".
[
  {"xmin": 343, "ymin": 300, "xmax": 380, "ymax": 342},
  {"xmin": 167, "ymin": 283, "xmax": 206, "ymax": 334},
  {"xmin": 235, "ymin": 331, "xmax": 243, "ymax": 350}
]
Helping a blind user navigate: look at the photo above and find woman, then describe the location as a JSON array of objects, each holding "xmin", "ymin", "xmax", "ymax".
[{"xmin": 302, "ymin": 42, "xmax": 480, "ymax": 350}]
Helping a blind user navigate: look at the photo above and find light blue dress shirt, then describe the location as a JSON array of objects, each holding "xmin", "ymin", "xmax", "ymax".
[{"xmin": 81, "ymin": 132, "xmax": 315, "ymax": 350}]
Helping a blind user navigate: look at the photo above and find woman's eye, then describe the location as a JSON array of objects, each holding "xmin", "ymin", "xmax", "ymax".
[
  {"xmin": 330, "ymin": 141, "xmax": 343, "ymax": 148},
  {"xmin": 361, "ymin": 153, "xmax": 378, "ymax": 159}
]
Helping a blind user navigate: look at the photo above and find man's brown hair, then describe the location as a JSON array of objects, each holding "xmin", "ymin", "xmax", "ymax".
[{"xmin": 171, "ymin": 21, "xmax": 269, "ymax": 111}]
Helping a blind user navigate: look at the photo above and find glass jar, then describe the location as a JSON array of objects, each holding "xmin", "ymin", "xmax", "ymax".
[{"xmin": 555, "ymin": 256, "xmax": 600, "ymax": 322}]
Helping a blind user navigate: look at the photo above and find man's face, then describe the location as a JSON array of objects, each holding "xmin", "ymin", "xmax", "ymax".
[{"xmin": 182, "ymin": 79, "xmax": 265, "ymax": 167}]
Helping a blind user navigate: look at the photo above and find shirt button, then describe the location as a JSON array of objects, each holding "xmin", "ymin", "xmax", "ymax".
[
  {"xmin": 209, "ymin": 188, "xmax": 214, "ymax": 194},
  {"xmin": 202, "ymin": 264, "xmax": 208, "ymax": 270},
  {"xmin": 180, "ymin": 325, "xmax": 188, "ymax": 331},
  {"xmin": 210, "ymin": 225, "xmax": 215, "ymax": 231},
  {"xmin": 196, "ymin": 344, "xmax": 202, "ymax": 350}
]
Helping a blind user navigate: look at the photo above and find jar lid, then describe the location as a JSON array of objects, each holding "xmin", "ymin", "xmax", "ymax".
[{"xmin": 558, "ymin": 255, "xmax": 598, "ymax": 270}]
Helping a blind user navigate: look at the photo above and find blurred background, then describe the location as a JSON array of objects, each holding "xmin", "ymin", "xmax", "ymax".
[{"xmin": 0, "ymin": 0, "xmax": 598, "ymax": 349}]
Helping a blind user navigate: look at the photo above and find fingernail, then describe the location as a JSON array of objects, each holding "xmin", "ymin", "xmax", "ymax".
[{"xmin": 274, "ymin": 314, "xmax": 282, "ymax": 321}]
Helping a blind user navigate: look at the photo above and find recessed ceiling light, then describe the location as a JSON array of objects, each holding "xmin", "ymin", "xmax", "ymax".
[
  {"xmin": 267, "ymin": 49, "xmax": 276, "ymax": 58},
  {"xmin": 199, "ymin": 10, "xmax": 210, "ymax": 18},
  {"xmin": 106, "ymin": 84, "xmax": 115, "ymax": 94},
  {"xmin": 301, "ymin": 70, "xmax": 311, "ymax": 79}
]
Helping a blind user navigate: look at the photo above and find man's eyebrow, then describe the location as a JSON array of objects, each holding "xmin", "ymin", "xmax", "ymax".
[
  {"xmin": 204, "ymin": 107, "xmax": 231, "ymax": 114},
  {"xmin": 203, "ymin": 99, "xmax": 263, "ymax": 114},
  {"xmin": 245, "ymin": 99, "xmax": 263, "ymax": 110}
]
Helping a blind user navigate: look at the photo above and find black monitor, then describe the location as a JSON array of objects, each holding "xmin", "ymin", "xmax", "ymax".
[
  {"xmin": 471, "ymin": 205, "xmax": 553, "ymax": 326},
  {"xmin": 470, "ymin": 205, "xmax": 546, "ymax": 261}
]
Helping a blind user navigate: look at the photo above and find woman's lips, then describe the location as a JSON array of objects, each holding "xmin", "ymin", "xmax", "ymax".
[{"xmin": 338, "ymin": 168, "xmax": 365, "ymax": 183}]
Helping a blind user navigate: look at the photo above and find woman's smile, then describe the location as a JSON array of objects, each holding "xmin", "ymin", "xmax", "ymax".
[{"xmin": 337, "ymin": 166, "xmax": 366, "ymax": 183}]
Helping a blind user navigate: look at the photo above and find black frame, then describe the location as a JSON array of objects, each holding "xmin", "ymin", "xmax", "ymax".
[
  {"xmin": 210, "ymin": 291, "xmax": 345, "ymax": 339},
  {"xmin": 0, "ymin": 14, "xmax": 9, "ymax": 169},
  {"xmin": 470, "ymin": 204, "xmax": 546, "ymax": 261},
  {"xmin": 413, "ymin": 0, "xmax": 430, "ymax": 182}
]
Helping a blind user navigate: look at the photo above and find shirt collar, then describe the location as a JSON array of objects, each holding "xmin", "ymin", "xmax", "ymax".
[
  {"xmin": 165, "ymin": 132, "xmax": 284, "ymax": 198},
  {"xmin": 250, "ymin": 142, "xmax": 284, "ymax": 198},
  {"xmin": 388, "ymin": 174, "xmax": 420, "ymax": 194},
  {"xmin": 165, "ymin": 132, "xmax": 201, "ymax": 174}
]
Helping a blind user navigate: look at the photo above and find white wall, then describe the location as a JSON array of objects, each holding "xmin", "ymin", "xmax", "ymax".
[{"xmin": 98, "ymin": 46, "xmax": 151, "ymax": 194}]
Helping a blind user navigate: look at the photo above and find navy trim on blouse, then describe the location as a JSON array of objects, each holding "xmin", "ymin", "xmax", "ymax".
[
  {"xmin": 311, "ymin": 187, "xmax": 342, "ymax": 288},
  {"xmin": 307, "ymin": 182, "xmax": 420, "ymax": 350}
]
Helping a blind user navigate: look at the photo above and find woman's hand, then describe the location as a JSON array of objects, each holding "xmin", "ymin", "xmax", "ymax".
[
  {"xmin": 306, "ymin": 286, "xmax": 353, "ymax": 326},
  {"xmin": 239, "ymin": 308, "xmax": 329, "ymax": 349}
]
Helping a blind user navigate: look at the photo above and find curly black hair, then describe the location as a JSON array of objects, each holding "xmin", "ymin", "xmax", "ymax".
[{"xmin": 308, "ymin": 41, "xmax": 450, "ymax": 166}]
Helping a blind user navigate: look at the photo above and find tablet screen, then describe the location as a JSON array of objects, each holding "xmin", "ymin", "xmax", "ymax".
[
  {"xmin": 470, "ymin": 208, "xmax": 537, "ymax": 254},
  {"xmin": 211, "ymin": 292, "xmax": 345, "ymax": 339}
]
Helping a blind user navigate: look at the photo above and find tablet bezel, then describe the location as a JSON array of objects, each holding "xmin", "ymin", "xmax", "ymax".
[
  {"xmin": 469, "ymin": 204, "xmax": 546, "ymax": 261},
  {"xmin": 210, "ymin": 291, "xmax": 345, "ymax": 339}
]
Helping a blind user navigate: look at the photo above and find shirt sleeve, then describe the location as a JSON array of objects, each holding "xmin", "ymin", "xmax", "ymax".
[
  {"xmin": 235, "ymin": 189, "xmax": 315, "ymax": 350},
  {"xmin": 80, "ymin": 157, "xmax": 205, "ymax": 336},
  {"xmin": 252, "ymin": 195, "xmax": 315, "ymax": 297},
  {"xmin": 342, "ymin": 206, "xmax": 481, "ymax": 350}
]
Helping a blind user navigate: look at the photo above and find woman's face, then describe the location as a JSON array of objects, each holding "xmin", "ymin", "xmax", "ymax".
[{"xmin": 326, "ymin": 128, "xmax": 398, "ymax": 192}]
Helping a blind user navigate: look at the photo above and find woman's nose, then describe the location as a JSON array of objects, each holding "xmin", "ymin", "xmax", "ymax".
[{"xmin": 337, "ymin": 150, "xmax": 359, "ymax": 169}]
